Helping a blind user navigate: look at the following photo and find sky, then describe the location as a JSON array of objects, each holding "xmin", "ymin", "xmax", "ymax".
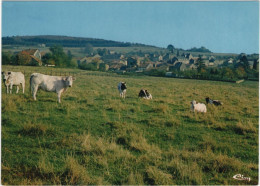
[{"xmin": 2, "ymin": 1, "xmax": 259, "ymax": 54}]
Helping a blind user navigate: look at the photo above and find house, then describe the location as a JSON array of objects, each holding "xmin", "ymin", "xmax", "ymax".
[
  {"xmin": 79, "ymin": 54, "xmax": 102, "ymax": 64},
  {"xmin": 24, "ymin": 49, "xmax": 41, "ymax": 60},
  {"xmin": 227, "ymin": 58, "xmax": 234, "ymax": 64},
  {"xmin": 109, "ymin": 63, "xmax": 125, "ymax": 71},
  {"xmin": 167, "ymin": 56, "xmax": 178, "ymax": 64},
  {"xmin": 186, "ymin": 53, "xmax": 193, "ymax": 60},
  {"xmin": 189, "ymin": 64, "xmax": 197, "ymax": 70},
  {"xmin": 163, "ymin": 53, "xmax": 174, "ymax": 61},
  {"xmin": 169, "ymin": 62, "xmax": 188, "ymax": 71},
  {"xmin": 189, "ymin": 58, "xmax": 195, "ymax": 64},
  {"xmin": 18, "ymin": 49, "xmax": 42, "ymax": 66},
  {"xmin": 201, "ymin": 55, "xmax": 207, "ymax": 60},
  {"xmin": 158, "ymin": 55, "xmax": 163, "ymax": 61},
  {"xmin": 209, "ymin": 56, "xmax": 216, "ymax": 62},
  {"xmin": 137, "ymin": 63, "xmax": 154, "ymax": 72}
]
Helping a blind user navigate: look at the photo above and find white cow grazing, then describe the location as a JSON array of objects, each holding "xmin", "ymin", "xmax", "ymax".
[
  {"xmin": 190, "ymin": 100, "xmax": 207, "ymax": 113},
  {"xmin": 118, "ymin": 82, "xmax": 127, "ymax": 98},
  {"xmin": 30, "ymin": 73, "xmax": 76, "ymax": 103},
  {"xmin": 2, "ymin": 71, "xmax": 25, "ymax": 94}
]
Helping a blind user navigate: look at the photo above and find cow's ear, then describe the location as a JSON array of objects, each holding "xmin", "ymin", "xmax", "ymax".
[{"xmin": 72, "ymin": 77, "xmax": 76, "ymax": 81}]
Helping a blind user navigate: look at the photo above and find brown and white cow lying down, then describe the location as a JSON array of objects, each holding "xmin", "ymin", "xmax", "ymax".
[
  {"xmin": 2, "ymin": 71, "xmax": 25, "ymax": 94},
  {"xmin": 30, "ymin": 73, "xmax": 76, "ymax": 103},
  {"xmin": 205, "ymin": 97, "xmax": 223, "ymax": 106},
  {"xmin": 138, "ymin": 89, "xmax": 152, "ymax": 99}
]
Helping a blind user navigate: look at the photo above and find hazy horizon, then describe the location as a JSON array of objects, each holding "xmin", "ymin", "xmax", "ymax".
[{"xmin": 2, "ymin": 1, "xmax": 259, "ymax": 54}]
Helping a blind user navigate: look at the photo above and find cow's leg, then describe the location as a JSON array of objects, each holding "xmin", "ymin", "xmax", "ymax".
[
  {"xmin": 22, "ymin": 82, "xmax": 25, "ymax": 94},
  {"xmin": 57, "ymin": 92, "xmax": 62, "ymax": 103},
  {"xmin": 16, "ymin": 86, "xmax": 19, "ymax": 94},
  {"xmin": 9, "ymin": 84, "xmax": 13, "ymax": 94},
  {"xmin": 32, "ymin": 85, "xmax": 38, "ymax": 100},
  {"xmin": 6, "ymin": 85, "xmax": 9, "ymax": 94}
]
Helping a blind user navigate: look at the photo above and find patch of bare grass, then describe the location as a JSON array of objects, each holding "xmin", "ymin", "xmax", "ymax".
[
  {"xmin": 127, "ymin": 172, "xmax": 144, "ymax": 185},
  {"xmin": 233, "ymin": 120, "xmax": 257, "ymax": 135},
  {"xmin": 144, "ymin": 166, "xmax": 174, "ymax": 185},
  {"xmin": 151, "ymin": 104, "xmax": 169, "ymax": 114},
  {"xmin": 62, "ymin": 156, "xmax": 91, "ymax": 185},
  {"xmin": 19, "ymin": 123, "xmax": 56, "ymax": 137},
  {"xmin": 167, "ymin": 158, "xmax": 203, "ymax": 185}
]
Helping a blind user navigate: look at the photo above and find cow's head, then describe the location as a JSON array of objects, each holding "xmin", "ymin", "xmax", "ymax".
[
  {"xmin": 139, "ymin": 89, "xmax": 145, "ymax": 97},
  {"xmin": 2, "ymin": 71, "xmax": 11, "ymax": 82},
  {"xmin": 65, "ymin": 76, "xmax": 76, "ymax": 87},
  {"xmin": 205, "ymin": 97, "xmax": 210, "ymax": 104},
  {"xmin": 121, "ymin": 82, "xmax": 127, "ymax": 90}
]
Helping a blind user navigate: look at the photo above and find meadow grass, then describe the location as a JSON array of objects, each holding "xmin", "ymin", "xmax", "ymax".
[{"xmin": 1, "ymin": 65, "xmax": 259, "ymax": 185}]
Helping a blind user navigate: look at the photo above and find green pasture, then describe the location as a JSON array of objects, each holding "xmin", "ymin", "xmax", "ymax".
[{"xmin": 1, "ymin": 65, "xmax": 258, "ymax": 185}]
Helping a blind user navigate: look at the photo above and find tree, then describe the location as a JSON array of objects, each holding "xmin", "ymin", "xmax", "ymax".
[
  {"xmin": 196, "ymin": 56, "xmax": 206, "ymax": 73},
  {"xmin": 48, "ymin": 45, "xmax": 72, "ymax": 67},
  {"xmin": 235, "ymin": 67, "xmax": 246, "ymax": 78},
  {"xmin": 238, "ymin": 54, "xmax": 249, "ymax": 70},
  {"xmin": 177, "ymin": 50, "xmax": 180, "ymax": 57},
  {"xmin": 17, "ymin": 51, "xmax": 31, "ymax": 65},
  {"xmin": 2, "ymin": 52, "xmax": 13, "ymax": 65},
  {"xmin": 99, "ymin": 63, "xmax": 109, "ymax": 71},
  {"xmin": 167, "ymin": 44, "xmax": 174, "ymax": 53},
  {"xmin": 84, "ymin": 43, "xmax": 94, "ymax": 55},
  {"xmin": 253, "ymin": 59, "xmax": 258, "ymax": 70}
]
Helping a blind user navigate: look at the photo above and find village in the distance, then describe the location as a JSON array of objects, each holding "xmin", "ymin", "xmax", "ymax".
[{"xmin": 2, "ymin": 35, "xmax": 259, "ymax": 82}]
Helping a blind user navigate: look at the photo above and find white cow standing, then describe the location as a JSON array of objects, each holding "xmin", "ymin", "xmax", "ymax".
[
  {"xmin": 30, "ymin": 73, "xmax": 76, "ymax": 103},
  {"xmin": 118, "ymin": 82, "xmax": 127, "ymax": 98},
  {"xmin": 2, "ymin": 71, "xmax": 25, "ymax": 94}
]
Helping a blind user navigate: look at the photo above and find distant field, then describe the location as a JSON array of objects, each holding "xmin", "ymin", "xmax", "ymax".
[
  {"xmin": 2, "ymin": 45, "xmax": 167, "ymax": 58},
  {"xmin": 2, "ymin": 45, "xmax": 238, "ymax": 59},
  {"xmin": 1, "ymin": 65, "xmax": 259, "ymax": 185}
]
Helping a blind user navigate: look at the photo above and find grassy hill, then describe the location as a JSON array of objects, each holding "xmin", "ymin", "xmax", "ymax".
[{"xmin": 1, "ymin": 65, "xmax": 258, "ymax": 184}]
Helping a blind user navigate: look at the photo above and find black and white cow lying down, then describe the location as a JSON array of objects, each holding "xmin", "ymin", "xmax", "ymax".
[
  {"xmin": 205, "ymin": 97, "xmax": 223, "ymax": 106},
  {"xmin": 118, "ymin": 82, "xmax": 127, "ymax": 98},
  {"xmin": 138, "ymin": 89, "xmax": 152, "ymax": 99}
]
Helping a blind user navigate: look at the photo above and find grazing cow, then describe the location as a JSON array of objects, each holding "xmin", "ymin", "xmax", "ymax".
[
  {"xmin": 2, "ymin": 71, "xmax": 25, "ymax": 94},
  {"xmin": 138, "ymin": 89, "xmax": 152, "ymax": 99},
  {"xmin": 30, "ymin": 73, "xmax": 76, "ymax": 103},
  {"xmin": 205, "ymin": 97, "xmax": 223, "ymax": 106},
  {"xmin": 190, "ymin": 100, "xmax": 207, "ymax": 113},
  {"xmin": 118, "ymin": 82, "xmax": 127, "ymax": 98}
]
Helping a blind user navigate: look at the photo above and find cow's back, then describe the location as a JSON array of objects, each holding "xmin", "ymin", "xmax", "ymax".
[
  {"xmin": 9, "ymin": 72, "xmax": 25, "ymax": 85},
  {"xmin": 31, "ymin": 73, "xmax": 64, "ymax": 92},
  {"xmin": 118, "ymin": 82, "xmax": 122, "ymax": 91}
]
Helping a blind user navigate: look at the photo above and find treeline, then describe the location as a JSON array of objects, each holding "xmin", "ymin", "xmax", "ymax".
[
  {"xmin": 187, "ymin": 46, "xmax": 212, "ymax": 53},
  {"xmin": 2, "ymin": 35, "xmax": 149, "ymax": 47}
]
